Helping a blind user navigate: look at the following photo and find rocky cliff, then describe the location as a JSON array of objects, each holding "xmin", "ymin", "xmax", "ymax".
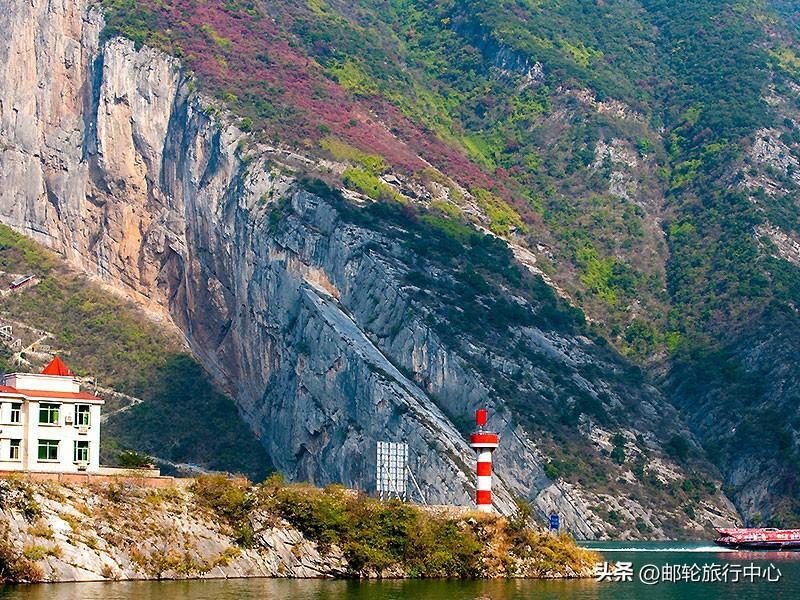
[
  {"xmin": 0, "ymin": 0, "xmax": 740, "ymax": 538},
  {"xmin": 0, "ymin": 478, "xmax": 347, "ymax": 582}
]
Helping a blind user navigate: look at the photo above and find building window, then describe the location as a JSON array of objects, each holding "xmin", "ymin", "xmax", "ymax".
[
  {"xmin": 37, "ymin": 439, "xmax": 59, "ymax": 461},
  {"xmin": 10, "ymin": 403, "xmax": 21, "ymax": 423},
  {"xmin": 39, "ymin": 403, "xmax": 60, "ymax": 425},
  {"xmin": 9, "ymin": 439, "xmax": 20, "ymax": 460},
  {"xmin": 75, "ymin": 404, "xmax": 90, "ymax": 427},
  {"xmin": 73, "ymin": 440, "xmax": 89, "ymax": 463}
]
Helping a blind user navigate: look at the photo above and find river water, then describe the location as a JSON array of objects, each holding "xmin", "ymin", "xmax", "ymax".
[{"xmin": 1, "ymin": 541, "xmax": 798, "ymax": 599}]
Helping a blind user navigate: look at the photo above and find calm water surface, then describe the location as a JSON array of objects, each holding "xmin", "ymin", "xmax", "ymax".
[{"xmin": 2, "ymin": 541, "xmax": 798, "ymax": 599}]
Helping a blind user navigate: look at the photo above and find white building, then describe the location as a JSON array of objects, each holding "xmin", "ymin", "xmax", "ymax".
[{"xmin": 0, "ymin": 357, "xmax": 104, "ymax": 473}]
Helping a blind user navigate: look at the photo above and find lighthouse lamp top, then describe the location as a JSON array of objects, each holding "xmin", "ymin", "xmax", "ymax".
[{"xmin": 470, "ymin": 408, "xmax": 499, "ymax": 448}]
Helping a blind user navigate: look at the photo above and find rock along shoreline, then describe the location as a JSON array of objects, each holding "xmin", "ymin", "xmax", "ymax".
[{"xmin": 0, "ymin": 476, "xmax": 598, "ymax": 583}]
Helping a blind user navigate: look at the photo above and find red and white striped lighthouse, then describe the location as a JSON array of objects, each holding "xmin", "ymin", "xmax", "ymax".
[{"xmin": 469, "ymin": 408, "xmax": 499, "ymax": 513}]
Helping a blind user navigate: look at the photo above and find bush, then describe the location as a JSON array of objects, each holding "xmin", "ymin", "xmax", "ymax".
[
  {"xmin": 0, "ymin": 479, "xmax": 42, "ymax": 522},
  {"xmin": 610, "ymin": 446, "xmax": 625, "ymax": 465},
  {"xmin": 192, "ymin": 475, "xmax": 255, "ymax": 547},
  {"xmin": 342, "ymin": 167, "xmax": 400, "ymax": 201},
  {"xmin": 0, "ymin": 531, "xmax": 43, "ymax": 583},
  {"xmin": 27, "ymin": 521, "xmax": 54, "ymax": 540},
  {"xmin": 117, "ymin": 450, "xmax": 153, "ymax": 468},
  {"xmin": 260, "ymin": 483, "xmax": 486, "ymax": 576},
  {"xmin": 22, "ymin": 544, "xmax": 61, "ymax": 561},
  {"xmin": 667, "ymin": 436, "xmax": 690, "ymax": 462},
  {"xmin": 193, "ymin": 475, "xmax": 252, "ymax": 522},
  {"xmin": 102, "ymin": 483, "xmax": 128, "ymax": 503}
]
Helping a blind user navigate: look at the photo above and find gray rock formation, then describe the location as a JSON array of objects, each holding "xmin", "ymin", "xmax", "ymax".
[
  {"xmin": 0, "ymin": 0, "xmax": 739, "ymax": 538},
  {"xmin": 0, "ymin": 479, "xmax": 348, "ymax": 581}
]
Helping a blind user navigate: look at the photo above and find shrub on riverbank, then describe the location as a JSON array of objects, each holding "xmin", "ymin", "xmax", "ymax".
[
  {"xmin": 263, "ymin": 482, "xmax": 485, "ymax": 577},
  {"xmin": 0, "ymin": 523, "xmax": 43, "ymax": 583}
]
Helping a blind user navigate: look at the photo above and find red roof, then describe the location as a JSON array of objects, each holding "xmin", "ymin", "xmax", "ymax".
[
  {"xmin": 0, "ymin": 385, "xmax": 101, "ymax": 402},
  {"xmin": 41, "ymin": 356, "xmax": 74, "ymax": 376}
]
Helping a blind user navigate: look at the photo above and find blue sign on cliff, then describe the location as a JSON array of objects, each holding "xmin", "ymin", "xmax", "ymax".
[{"xmin": 549, "ymin": 513, "xmax": 560, "ymax": 531}]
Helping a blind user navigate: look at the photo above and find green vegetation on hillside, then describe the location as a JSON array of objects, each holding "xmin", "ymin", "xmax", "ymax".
[
  {"xmin": 93, "ymin": 0, "xmax": 794, "ymax": 349},
  {"xmin": 0, "ymin": 225, "xmax": 272, "ymax": 479},
  {"xmin": 93, "ymin": 0, "xmax": 783, "ymax": 355},
  {"xmin": 303, "ymin": 177, "xmax": 586, "ymax": 337}
]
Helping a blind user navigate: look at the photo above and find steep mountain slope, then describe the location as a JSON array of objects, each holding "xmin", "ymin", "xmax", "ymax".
[
  {"xmin": 91, "ymin": 0, "xmax": 800, "ymax": 359},
  {"xmin": 1, "ymin": 0, "xmax": 798, "ymax": 531},
  {"xmin": 0, "ymin": 0, "xmax": 742, "ymax": 539},
  {"xmin": 106, "ymin": 0, "xmax": 800, "ymax": 522},
  {"xmin": 0, "ymin": 225, "xmax": 272, "ymax": 478}
]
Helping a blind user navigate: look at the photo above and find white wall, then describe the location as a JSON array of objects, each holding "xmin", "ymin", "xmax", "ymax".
[
  {"xmin": 4, "ymin": 373, "xmax": 81, "ymax": 393},
  {"xmin": 19, "ymin": 400, "xmax": 102, "ymax": 473},
  {"xmin": 0, "ymin": 400, "xmax": 25, "ymax": 470}
]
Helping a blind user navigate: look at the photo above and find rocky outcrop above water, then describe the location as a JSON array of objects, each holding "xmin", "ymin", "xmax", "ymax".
[
  {"xmin": 0, "ymin": 477, "xmax": 597, "ymax": 582},
  {"xmin": 0, "ymin": 0, "xmax": 740, "ymax": 538},
  {"xmin": 0, "ymin": 478, "xmax": 348, "ymax": 582}
]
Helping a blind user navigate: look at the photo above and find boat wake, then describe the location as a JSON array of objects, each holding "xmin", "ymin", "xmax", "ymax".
[{"xmin": 583, "ymin": 546, "xmax": 735, "ymax": 553}]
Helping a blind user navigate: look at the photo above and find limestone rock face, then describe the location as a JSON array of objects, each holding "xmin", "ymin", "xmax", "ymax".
[{"xmin": 0, "ymin": 0, "xmax": 739, "ymax": 538}]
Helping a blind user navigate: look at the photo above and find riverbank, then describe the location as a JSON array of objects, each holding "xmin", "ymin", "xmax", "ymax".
[
  {"xmin": 4, "ymin": 542, "xmax": 799, "ymax": 599},
  {"xmin": 0, "ymin": 476, "xmax": 597, "ymax": 583}
]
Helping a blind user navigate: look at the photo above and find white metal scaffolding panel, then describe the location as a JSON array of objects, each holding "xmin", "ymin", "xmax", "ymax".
[{"xmin": 376, "ymin": 441, "xmax": 408, "ymax": 501}]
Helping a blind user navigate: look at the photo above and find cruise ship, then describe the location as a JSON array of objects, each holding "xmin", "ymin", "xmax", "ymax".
[{"xmin": 715, "ymin": 527, "xmax": 800, "ymax": 550}]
